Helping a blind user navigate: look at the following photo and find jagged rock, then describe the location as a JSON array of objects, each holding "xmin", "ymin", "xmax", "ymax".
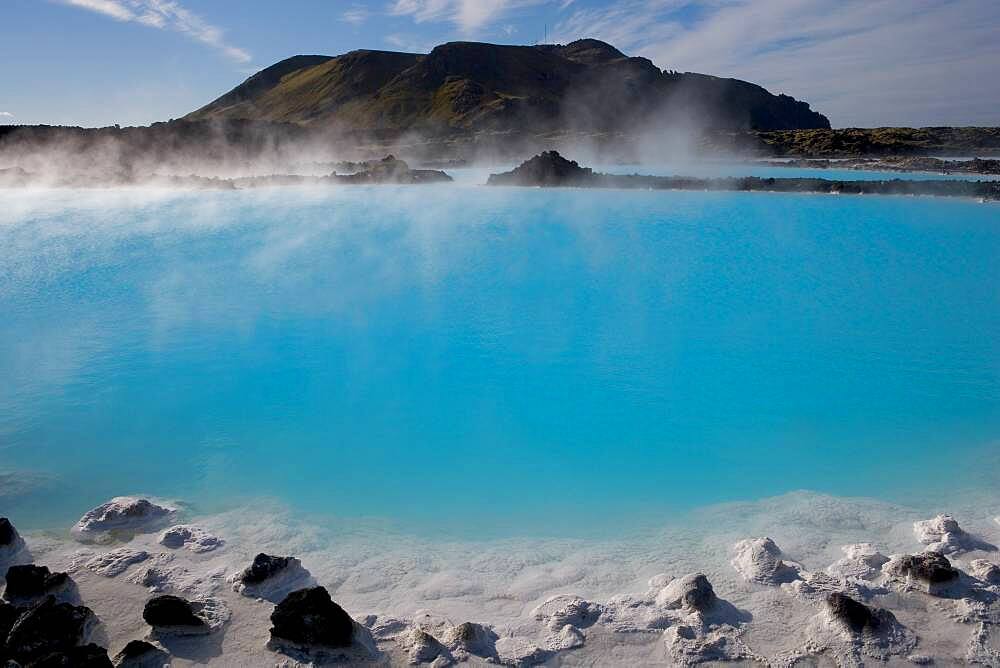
[
  {"xmin": 111, "ymin": 640, "xmax": 170, "ymax": 668},
  {"xmin": 25, "ymin": 643, "xmax": 113, "ymax": 667},
  {"xmin": 441, "ymin": 622, "xmax": 499, "ymax": 659},
  {"xmin": 158, "ymin": 525, "xmax": 223, "ymax": 553},
  {"xmin": 530, "ymin": 595, "xmax": 602, "ymax": 629},
  {"xmin": 494, "ymin": 636, "xmax": 550, "ymax": 666},
  {"xmin": 85, "ymin": 548, "xmax": 149, "ymax": 577},
  {"xmin": 71, "ymin": 497, "xmax": 175, "ymax": 542},
  {"xmin": 826, "ymin": 543, "xmax": 890, "ymax": 581},
  {"xmin": 269, "ymin": 586, "xmax": 354, "ymax": 647},
  {"xmin": 885, "ymin": 552, "xmax": 960, "ymax": 585},
  {"xmin": 3, "ymin": 565, "xmax": 72, "ymax": 603},
  {"xmin": 731, "ymin": 537, "xmax": 801, "ymax": 585},
  {"xmin": 231, "ymin": 553, "xmax": 313, "ymax": 601},
  {"xmin": 969, "ymin": 559, "xmax": 1000, "ymax": 585},
  {"xmin": 914, "ymin": 514, "xmax": 994, "ymax": 554},
  {"xmin": 826, "ymin": 593, "xmax": 878, "ymax": 633},
  {"xmin": 541, "ymin": 624, "xmax": 584, "ymax": 651},
  {"xmin": 0, "ymin": 517, "xmax": 26, "ymax": 562},
  {"xmin": 655, "ymin": 573, "xmax": 717, "ymax": 612},
  {"xmin": 5, "ymin": 596, "xmax": 97, "ymax": 664},
  {"xmin": 487, "ymin": 151, "xmax": 594, "ymax": 187}
]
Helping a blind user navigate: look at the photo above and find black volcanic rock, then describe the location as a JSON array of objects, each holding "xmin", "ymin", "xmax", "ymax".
[
  {"xmin": 112, "ymin": 640, "xmax": 170, "ymax": 667},
  {"xmin": 3, "ymin": 565, "xmax": 71, "ymax": 602},
  {"xmin": 826, "ymin": 593, "xmax": 879, "ymax": 632},
  {"xmin": 0, "ymin": 518, "xmax": 19, "ymax": 547},
  {"xmin": 895, "ymin": 552, "xmax": 960, "ymax": 584},
  {"xmin": 239, "ymin": 554, "xmax": 295, "ymax": 585},
  {"xmin": 487, "ymin": 151, "xmax": 594, "ymax": 186},
  {"xmin": 26, "ymin": 643, "xmax": 113, "ymax": 667},
  {"xmin": 5, "ymin": 596, "xmax": 96, "ymax": 663},
  {"xmin": 0, "ymin": 517, "xmax": 26, "ymax": 563},
  {"xmin": 270, "ymin": 587, "xmax": 354, "ymax": 647},
  {"xmin": 142, "ymin": 595, "xmax": 205, "ymax": 629}
]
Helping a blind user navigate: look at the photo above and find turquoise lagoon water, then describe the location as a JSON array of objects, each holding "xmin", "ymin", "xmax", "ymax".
[{"xmin": 1, "ymin": 183, "xmax": 999, "ymax": 537}]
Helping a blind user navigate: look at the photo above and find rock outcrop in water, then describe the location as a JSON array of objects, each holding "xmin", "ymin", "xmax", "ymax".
[
  {"xmin": 230, "ymin": 553, "xmax": 314, "ymax": 602},
  {"xmin": 487, "ymin": 151, "xmax": 1000, "ymax": 200},
  {"xmin": 158, "ymin": 525, "xmax": 222, "ymax": 554},
  {"xmin": 72, "ymin": 498, "xmax": 176, "ymax": 543},
  {"xmin": 269, "ymin": 587, "xmax": 353, "ymax": 646},
  {"xmin": 913, "ymin": 514, "xmax": 997, "ymax": 554},
  {"xmin": 0, "ymin": 519, "xmax": 26, "ymax": 564},
  {"xmin": 731, "ymin": 537, "xmax": 802, "ymax": 585},
  {"xmin": 267, "ymin": 586, "xmax": 377, "ymax": 662}
]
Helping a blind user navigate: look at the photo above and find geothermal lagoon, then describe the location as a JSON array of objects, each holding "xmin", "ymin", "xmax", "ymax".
[{"xmin": 2, "ymin": 170, "xmax": 1000, "ymax": 664}]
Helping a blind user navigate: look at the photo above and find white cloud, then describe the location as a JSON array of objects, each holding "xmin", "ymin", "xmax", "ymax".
[
  {"xmin": 552, "ymin": 0, "xmax": 1000, "ymax": 127},
  {"xmin": 0, "ymin": 112, "xmax": 14, "ymax": 117},
  {"xmin": 388, "ymin": 0, "xmax": 545, "ymax": 33},
  {"xmin": 341, "ymin": 6, "xmax": 370, "ymax": 26},
  {"xmin": 61, "ymin": 0, "xmax": 251, "ymax": 63}
]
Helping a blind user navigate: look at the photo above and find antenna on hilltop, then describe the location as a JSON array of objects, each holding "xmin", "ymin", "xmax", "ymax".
[{"xmin": 544, "ymin": 24, "xmax": 547, "ymax": 44}]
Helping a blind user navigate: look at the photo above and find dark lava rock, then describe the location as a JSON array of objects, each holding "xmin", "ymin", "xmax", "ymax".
[
  {"xmin": 24, "ymin": 643, "xmax": 113, "ymax": 667},
  {"xmin": 270, "ymin": 586, "xmax": 354, "ymax": 647},
  {"xmin": 5, "ymin": 596, "xmax": 95, "ymax": 663},
  {"xmin": 0, "ymin": 518, "xmax": 20, "ymax": 547},
  {"xmin": 112, "ymin": 640, "xmax": 170, "ymax": 667},
  {"xmin": 239, "ymin": 553, "xmax": 294, "ymax": 585},
  {"xmin": 487, "ymin": 151, "xmax": 595, "ymax": 187},
  {"xmin": 897, "ymin": 552, "xmax": 960, "ymax": 584},
  {"xmin": 142, "ymin": 595, "xmax": 205, "ymax": 628},
  {"xmin": 331, "ymin": 155, "xmax": 453, "ymax": 185},
  {"xmin": 826, "ymin": 593, "xmax": 879, "ymax": 632},
  {"xmin": 3, "ymin": 565, "xmax": 71, "ymax": 601}
]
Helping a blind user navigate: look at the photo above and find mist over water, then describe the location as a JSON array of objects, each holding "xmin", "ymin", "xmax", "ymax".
[{"xmin": 1, "ymin": 185, "xmax": 999, "ymax": 537}]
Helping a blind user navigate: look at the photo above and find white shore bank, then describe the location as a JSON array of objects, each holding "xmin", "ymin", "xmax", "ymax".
[{"xmin": 3, "ymin": 490, "xmax": 1000, "ymax": 666}]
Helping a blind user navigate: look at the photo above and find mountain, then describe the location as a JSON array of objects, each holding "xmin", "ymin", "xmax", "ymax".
[{"xmin": 186, "ymin": 39, "xmax": 829, "ymax": 133}]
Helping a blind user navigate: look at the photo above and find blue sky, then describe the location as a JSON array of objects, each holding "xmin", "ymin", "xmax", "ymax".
[{"xmin": 2, "ymin": 0, "xmax": 999, "ymax": 128}]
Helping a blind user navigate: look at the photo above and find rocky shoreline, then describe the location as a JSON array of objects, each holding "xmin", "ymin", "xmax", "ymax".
[
  {"xmin": 0, "ymin": 156, "xmax": 451, "ymax": 190},
  {"xmin": 3, "ymin": 493, "xmax": 1000, "ymax": 666},
  {"xmin": 487, "ymin": 152, "xmax": 1000, "ymax": 201},
  {"xmin": 765, "ymin": 156, "xmax": 1000, "ymax": 177}
]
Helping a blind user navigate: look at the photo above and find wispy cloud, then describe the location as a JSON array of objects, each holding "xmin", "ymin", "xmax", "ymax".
[
  {"xmin": 341, "ymin": 5, "xmax": 370, "ymax": 26},
  {"xmin": 0, "ymin": 112, "xmax": 14, "ymax": 118},
  {"xmin": 61, "ymin": 0, "xmax": 251, "ymax": 63},
  {"xmin": 385, "ymin": 33, "xmax": 435, "ymax": 53},
  {"xmin": 388, "ymin": 0, "xmax": 546, "ymax": 33},
  {"xmin": 552, "ymin": 0, "xmax": 1000, "ymax": 127}
]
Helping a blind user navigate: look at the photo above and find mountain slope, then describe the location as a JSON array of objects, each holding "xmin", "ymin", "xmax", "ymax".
[{"xmin": 187, "ymin": 39, "xmax": 829, "ymax": 132}]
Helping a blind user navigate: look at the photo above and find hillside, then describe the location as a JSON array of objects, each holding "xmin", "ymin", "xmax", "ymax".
[{"xmin": 186, "ymin": 39, "xmax": 830, "ymax": 132}]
